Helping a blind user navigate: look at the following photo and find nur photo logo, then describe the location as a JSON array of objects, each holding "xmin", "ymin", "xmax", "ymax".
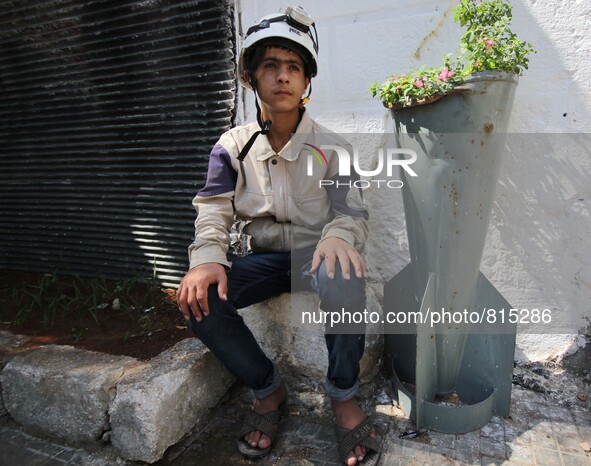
[{"xmin": 305, "ymin": 143, "xmax": 418, "ymax": 189}]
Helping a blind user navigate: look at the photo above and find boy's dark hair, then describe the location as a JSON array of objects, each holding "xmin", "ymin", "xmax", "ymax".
[{"xmin": 244, "ymin": 37, "xmax": 313, "ymax": 81}]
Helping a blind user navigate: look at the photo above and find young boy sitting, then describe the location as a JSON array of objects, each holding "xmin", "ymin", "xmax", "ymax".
[{"xmin": 177, "ymin": 6, "xmax": 380, "ymax": 465}]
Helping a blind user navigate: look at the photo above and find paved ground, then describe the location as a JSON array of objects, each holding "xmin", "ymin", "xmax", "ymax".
[{"xmin": 1, "ymin": 365, "xmax": 590, "ymax": 466}]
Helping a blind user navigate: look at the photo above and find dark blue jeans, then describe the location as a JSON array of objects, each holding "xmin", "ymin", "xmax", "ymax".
[{"xmin": 188, "ymin": 247, "xmax": 366, "ymax": 401}]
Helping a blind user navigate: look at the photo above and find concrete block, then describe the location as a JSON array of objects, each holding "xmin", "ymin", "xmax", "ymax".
[
  {"xmin": 108, "ymin": 338, "xmax": 234, "ymax": 463},
  {"xmin": 0, "ymin": 345, "xmax": 136, "ymax": 443},
  {"xmin": 1, "ymin": 331, "xmax": 30, "ymax": 417},
  {"xmin": 240, "ymin": 289, "xmax": 384, "ymax": 388}
]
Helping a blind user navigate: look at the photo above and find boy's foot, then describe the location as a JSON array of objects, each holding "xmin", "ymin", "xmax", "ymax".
[
  {"xmin": 238, "ymin": 382, "xmax": 287, "ymax": 456},
  {"xmin": 332, "ymin": 398, "xmax": 381, "ymax": 466}
]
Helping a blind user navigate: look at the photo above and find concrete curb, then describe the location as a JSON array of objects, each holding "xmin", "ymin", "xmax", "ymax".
[
  {"xmin": 1, "ymin": 345, "xmax": 137, "ymax": 443},
  {"xmin": 0, "ymin": 334, "xmax": 234, "ymax": 464},
  {"xmin": 109, "ymin": 338, "xmax": 235, "ymax": 463}
]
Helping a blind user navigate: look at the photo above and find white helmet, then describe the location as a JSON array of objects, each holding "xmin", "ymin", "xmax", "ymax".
[{"xmin": 238, "ymin": 6, "xmax": 319, "ymax": 89}]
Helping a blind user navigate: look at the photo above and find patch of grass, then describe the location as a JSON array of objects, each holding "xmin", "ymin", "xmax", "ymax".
[{"xmin": 5, "ymin": 271, "xmax": 177, "ymax": 330}]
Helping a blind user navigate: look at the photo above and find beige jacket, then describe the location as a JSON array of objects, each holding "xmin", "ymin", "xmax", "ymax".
[{"xmin": 188, "ymin": 110, "xmax": 369, "ymax": 269}]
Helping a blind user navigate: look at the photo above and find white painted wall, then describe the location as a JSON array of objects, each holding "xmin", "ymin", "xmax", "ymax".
[{"xmin": 235, "ymin": 0, "xmax": 591, "ymax": 362}]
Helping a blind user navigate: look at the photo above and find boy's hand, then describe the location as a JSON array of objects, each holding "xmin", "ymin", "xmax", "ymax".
[
  {"xmin": 177, "ymin": 263, "xmax": 228, "ymax": 322},
  {"xmin": 310, "ymin": 237, "xmax": 366, "ymax": 280}
]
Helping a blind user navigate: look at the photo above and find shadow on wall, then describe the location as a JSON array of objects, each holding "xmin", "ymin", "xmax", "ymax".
[{"xmin": 492, "ymin": 134, "xmax": 591, "ymax": 326}]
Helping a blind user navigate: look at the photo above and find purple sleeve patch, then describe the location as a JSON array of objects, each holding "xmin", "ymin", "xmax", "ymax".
[
  {"xmin": 324, "ymin": 174, "xmax": 369, "ymax": 220},
  {"xmin": 198, "ymin": 144, "xmax": 237, "ymax": 197}
]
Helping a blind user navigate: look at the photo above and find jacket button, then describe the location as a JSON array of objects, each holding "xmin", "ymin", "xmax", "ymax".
[{"xmin": 271, "ymin": 159, "xmax": 278, "ymax": 165}]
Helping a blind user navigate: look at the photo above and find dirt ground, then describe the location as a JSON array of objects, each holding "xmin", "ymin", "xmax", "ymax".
[{"xmin": 0, "ymin": 269, "xmax": 192, "ymax": 360}]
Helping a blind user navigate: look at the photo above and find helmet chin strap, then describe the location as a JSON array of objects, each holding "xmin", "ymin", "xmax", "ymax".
[
  {"xmin": 237, "ymin": 79, "xmax": 272, "ymax": 162},
  {"xmin": 254, "ymin": 90, "xmax": 273, "ymax": 135},
  {"xmin": 301, "ymin": 81, "xmax": 312, "ymax": 105}
]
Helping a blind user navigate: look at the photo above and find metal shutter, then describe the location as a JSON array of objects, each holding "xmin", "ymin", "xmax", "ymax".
[{"xmin": 0, "ymin": 0, "xmax": 236, "ymax": 287}]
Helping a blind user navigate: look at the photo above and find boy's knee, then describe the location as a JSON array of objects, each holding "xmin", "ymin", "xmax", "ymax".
[
  {"xmin": 317, "ymin": 278, "xmax": 365, "ymax": 315},
  {"xmin": 317, "ymin": 264, "xmax": 365, "ymax": 294}
]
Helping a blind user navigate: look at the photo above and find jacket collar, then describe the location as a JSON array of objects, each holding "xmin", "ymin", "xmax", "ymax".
[{"xmin": 256, "ymin": 109, "xmax": 313, "ymax": 162}]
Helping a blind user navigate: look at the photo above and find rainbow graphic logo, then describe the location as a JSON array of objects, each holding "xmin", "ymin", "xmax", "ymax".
[{"xmin": 302, "ymin": 143, "xmax": 328, "ymax": 175}]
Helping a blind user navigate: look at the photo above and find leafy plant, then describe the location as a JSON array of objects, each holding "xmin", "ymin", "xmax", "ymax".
[
  {"xmin": 370, "ymin": 0, "xmax": 535, "ymax": 108},
  {"xmin": 455, "ymin": 0, "xmax": 535, "ymax": 75},
  {"xmin": 371, "ymin": 61, "xmax": 464, "ymax": 109}
]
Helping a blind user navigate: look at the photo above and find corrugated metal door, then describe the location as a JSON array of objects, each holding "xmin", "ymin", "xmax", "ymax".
[{"xmin": 0, "ymin": 0, "xmax": 236, "ymax": 286}]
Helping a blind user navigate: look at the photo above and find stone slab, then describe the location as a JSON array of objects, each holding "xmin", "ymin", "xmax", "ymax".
[
  {"xmin": 108, "ymin": 338, "xmax": 234, "ymax": 463},
  {"xmin": 0, "ymin": 344, "xmax": 137, "ymax": 443}
]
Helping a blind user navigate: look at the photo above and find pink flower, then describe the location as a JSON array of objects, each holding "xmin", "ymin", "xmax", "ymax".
[
  {"xmin": 483, "ymin": 38, "xmax": 497, "ymax": 49},
  {"xmin": 437, "ymin": 67, "xmax": 455, "ymax": 82},
  {"xmin": 414, "ymin": 80, "xmax": 424, "ymax": 87}
]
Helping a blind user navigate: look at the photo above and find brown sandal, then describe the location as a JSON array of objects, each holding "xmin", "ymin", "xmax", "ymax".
[
  {"xmin": 237, "ymin": 401, "xmax": 287, "ymax": 459},
  {"xmin": 336, "ymin": 418, "xmax": 382, "ymax": 465}
]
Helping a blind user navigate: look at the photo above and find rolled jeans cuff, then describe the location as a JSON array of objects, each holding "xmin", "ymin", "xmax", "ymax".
[
  {"xmin": 325, "ymin": 378, "xmax": 359, "ymax": 401},
  {"xmin": 253, "ymin": 362, "xmax": 282, "ymax": 399}
]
